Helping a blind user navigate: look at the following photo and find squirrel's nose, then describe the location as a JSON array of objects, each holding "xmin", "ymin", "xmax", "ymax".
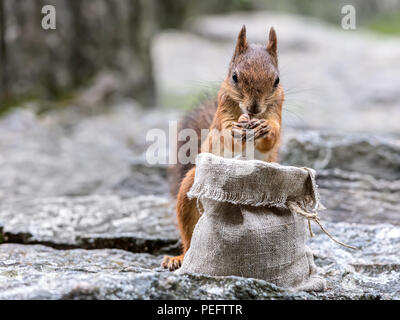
[{"xmin": 247, "ymin": 101, "xmax": 260, "ymax": 114}]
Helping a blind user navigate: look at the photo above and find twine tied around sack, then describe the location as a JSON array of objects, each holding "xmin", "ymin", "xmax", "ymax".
[{"xmin": 287, "ymin": 202, "xmax": 356, "ymax": 250}]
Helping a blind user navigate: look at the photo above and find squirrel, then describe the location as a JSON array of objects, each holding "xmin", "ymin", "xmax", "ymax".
[{"xmin": 162, "ymin": 25, "xmax": 284, "ymax": 271}]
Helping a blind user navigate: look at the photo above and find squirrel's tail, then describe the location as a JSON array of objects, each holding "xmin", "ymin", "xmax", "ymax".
[{"xmin": 168, "ymin": 99, "xmax": 217, "ymax": 197}]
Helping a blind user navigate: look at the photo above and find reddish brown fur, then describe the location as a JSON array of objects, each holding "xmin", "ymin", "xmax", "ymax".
[
  {"xmin": 168, "ymin": 99, "xmax": 217, "ymax": 197},
  {"xmin": 163, "ymin": 25, "xmax": 284, "ymax": 271}
]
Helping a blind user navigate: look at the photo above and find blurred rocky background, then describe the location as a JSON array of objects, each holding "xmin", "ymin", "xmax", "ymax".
[{"xmin": 0, "ymin": 0, "xmax": 400, "ymax": 299}]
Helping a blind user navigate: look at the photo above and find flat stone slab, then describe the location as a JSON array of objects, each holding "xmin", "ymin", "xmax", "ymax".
[
  {"xmin": 1, "ymin": 218, "xmax": 399, "ymax": 300},
  {"xmin": 281, "ymin": 131, "xmax": 400, "ymax": 225},
  {"xmin": 281, "ymin": 130, "xmax": 400, "ymax": 181},
  {"xmin": 0, "ymin": 244, "xmax": 300, "ymax": 300},
  {"xmin": 317, "ymin": 169, "xmax": 400, "ymax": 225},
  {"xmin": 309, "ymin": 222, "xmax": 400, "ymax": 299},
  {"xmin": 0, "ymin": 195, "xmax": 180, "ymax": 254}
]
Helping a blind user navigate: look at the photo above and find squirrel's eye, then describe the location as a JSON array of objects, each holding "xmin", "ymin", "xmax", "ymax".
[
  {"xmin": 232, "ymin": 72, "xmax": 238, "ymax": 83},
  {"xmin": 273, "ymin": 77, "xmax": 280, "ymax": 88}
]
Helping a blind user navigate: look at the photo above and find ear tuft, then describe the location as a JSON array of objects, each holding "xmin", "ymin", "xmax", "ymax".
[
  {"xmin": 234, "ymin": 25, "xmax": 248, "ymax": 57},
  {"xmin": 267, "ymin": 27, "xmax": 278, "ymax": 64}
]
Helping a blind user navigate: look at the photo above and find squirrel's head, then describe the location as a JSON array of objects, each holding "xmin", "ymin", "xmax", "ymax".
[{"xmin": 225, "ymin": 25, "xmax": 281, "ymax": 116}]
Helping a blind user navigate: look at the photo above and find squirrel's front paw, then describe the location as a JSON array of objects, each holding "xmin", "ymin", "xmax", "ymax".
[
  {"xmin": 161, "ymin": 255, "xmax": 184, "ymax": 271},
  {"xmin": 232, "ymin": 119, "xmax": 270, "ymax": 141},
  {"xmin": 251, "ymin": 119, "xmax": 271, "ymax": 140}
]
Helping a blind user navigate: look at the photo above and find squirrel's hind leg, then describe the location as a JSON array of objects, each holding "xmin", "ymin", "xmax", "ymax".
[{"xmin": 162, "ymin": 167, "xmax": 200, "ymax": 271}]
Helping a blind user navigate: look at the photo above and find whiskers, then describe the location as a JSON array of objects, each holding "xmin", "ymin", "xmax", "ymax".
[
  {"xmin": 261, "ymin": 85, "xmax": 316, "ymax": 123},
  {"xmin": 278, "ymin": 64, "xmax": 320, "ymax": 122},
  {"xmin": 187, "ymin": 80, "xmax": 221, "ymax": 92},
  {"xmin": 282, "ymin": 87, "xmax": 317, "ymax": 123}
]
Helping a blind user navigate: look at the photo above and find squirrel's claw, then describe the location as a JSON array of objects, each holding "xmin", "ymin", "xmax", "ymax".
[
  {"xmin": 234, "ymin": 118, "xmax": 261, "ymax": 129},
  {"xmin": 253, "ymin": 122, "xmax": 271, "ymax": 140},
  {"xmin": 232, "ymin": 118, "xmax": 270, "ymax": 141},
  {"xmin": 248, "ymin": 119, "xmax": 261, "ymax": 129},
  {"xmin": 161, "ymin": 255, "xmax": 183, "ymax": 271}
]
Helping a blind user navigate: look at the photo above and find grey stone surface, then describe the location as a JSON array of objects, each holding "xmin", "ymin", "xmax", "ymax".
[
  {"xmin": 0, "ymin": 104, "xmax": 399, "ymax": 299},
  {"xmin": 281, "ymin": 131, "xmax": 400, "ymax": 226},
  {"xmin": 0, "ymin": 102, "xmax": 399, "ymax": 299},
  {"xmin": 0, "ymin": 195, "xmax": 179, "ymax": 254},
  {"xmin": 317, "ymin": 170, "xmax": 400, "ymax": 226},
  {"xmin": 281, "ymin": 131, "xmax": 400, "ymax": 181},
  {"xmin": 1, "ymin": 217, "xmax": 399, "ymax": 300},
  {"xmin": 309, "ymin": 222, "xmax": 400, "ymax": 300},
  {"xmin": 0, "ymin": 103, "xmax": 179, "ymax": 255},
  {"xmin": 0, "ymin": 244, "xmax": 299, "ymax": 300},
  {"xmin": 0, "ymin": 103, "xmax": 177, "ymax": 199}
]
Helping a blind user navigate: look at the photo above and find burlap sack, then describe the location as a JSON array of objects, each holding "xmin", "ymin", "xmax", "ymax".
[{"xmin": 176, "ymin": 153, "xmax": 327, "ymax": 292}]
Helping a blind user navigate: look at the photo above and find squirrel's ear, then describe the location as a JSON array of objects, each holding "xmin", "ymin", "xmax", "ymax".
[
  {"xmin": 267, "ymin": 27, "xmax": 278, "ymax": 64},
  {"xmin": 234, "ymin": 25, "xmax": 248, "ymax": 57}
]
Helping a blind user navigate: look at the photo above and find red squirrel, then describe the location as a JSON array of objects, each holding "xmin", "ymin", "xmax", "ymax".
[{"xmin": 163, "ymin": 25, "xmax": 284, "ymax": 271}]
